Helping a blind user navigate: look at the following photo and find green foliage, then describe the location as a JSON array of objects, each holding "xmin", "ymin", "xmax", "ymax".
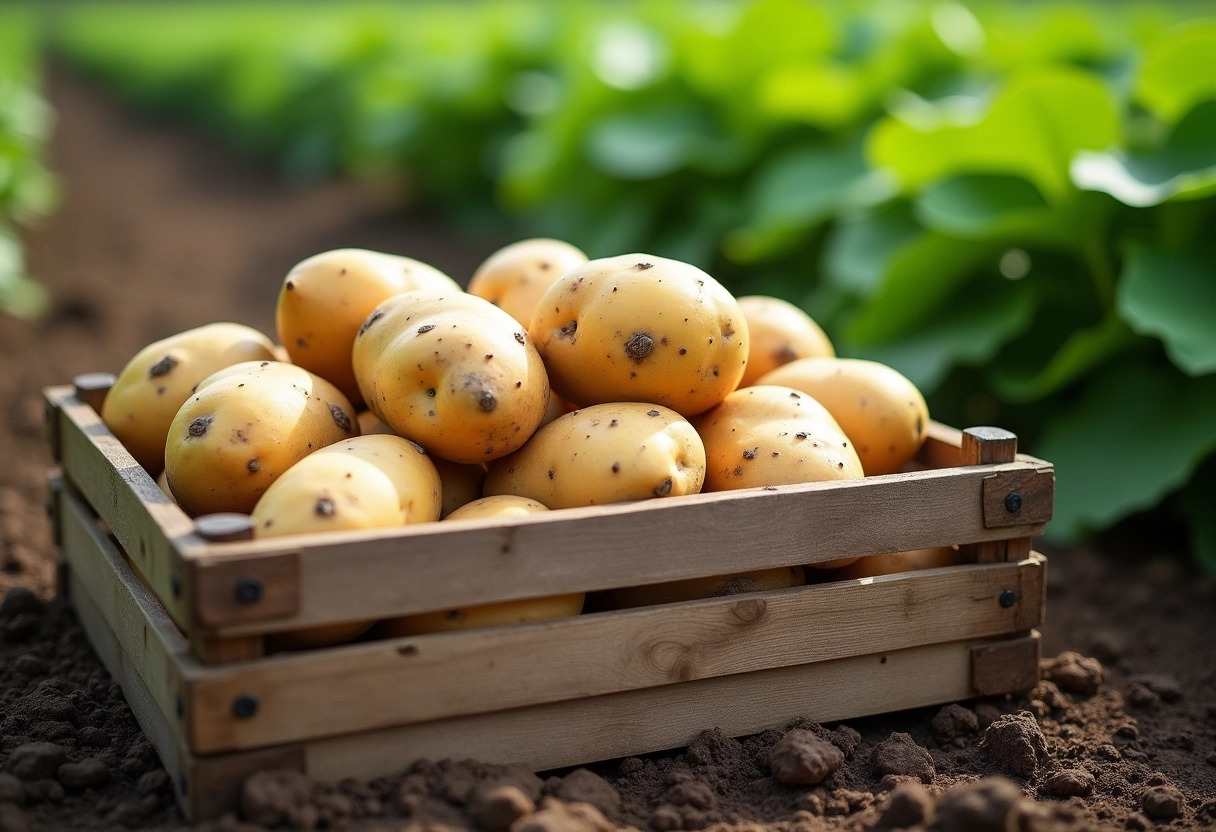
[
  {"xmin": 0, "ymin": 8, "xmax": 55, "ymax": 317},
  {"xmin": 46, "ymin": 1, "xmax": 1216, "ymax": 567}
]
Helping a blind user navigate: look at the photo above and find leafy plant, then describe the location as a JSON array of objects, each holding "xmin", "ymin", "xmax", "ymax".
[{"xmin": 46, "ymin": 1, "xmax": 1216, "ymax": 567}]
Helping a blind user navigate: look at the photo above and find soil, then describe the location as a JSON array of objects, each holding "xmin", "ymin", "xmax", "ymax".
[{"xmin": 2, "ymin": 67, "xmax": 1215, "ymax": 832}]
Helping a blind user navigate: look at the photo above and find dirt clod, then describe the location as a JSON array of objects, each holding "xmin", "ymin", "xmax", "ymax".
[
  {"xmin": 0, "ymin": 775, "xmax": 23, "ymax": 806},
  {"xmin": 1042, "ymin": 652, "xmax": 1104, "ymax": 695},
  {"xmin": 871, "ymin": 733, "xmax": 935, "ymax": 783},
  {"xmin": 933, "ymin": 777, "xmax": 1026, "ymax": 832},
  {"xmin": 472, "ymin": 784, "xmax": 536, "ymax": 832},
  {"xmin": 767, "ymin": 729, "xmax": 844, "ymax": 785},
  {"xmin": 931, "ymin": 704, "xmax": 978, "ymax": 745},
  {"xmin": 874, "ymin": 782, "xmax": 932, "ymax": 830},
  {"xmin": 1130, "ymin": 673, "xmax": 1182, "ymax": 703},
  {"xmin": 979, "ymin": 711, "xmax": 1049, "ymax": 777},
  {"xmin": 1140, "ymin": 786, "xmax": 1184, "ymax": 819},
  {"xmin": 554, "ymin": 769, "xmax": 620, "ymax": 817},
  {"xmin": 5, "ymin": 744, "xmax": 67, "ymax": 782},
  {"xmin": 56, "ymin": 758, "xmax": 109, "ymax": 791},
  {"xmin": 0, "ymin": 803, "xmax": 28, "ymax": 832},
  {"xmin": 1042, "ymin": 769, "xmax": 1095, "ymax": 798},
  {"xmin": 240, "ymin": 769, "xmax": 316, "ymax": 828},
  {"xmin": 0, "ymin": 589, "xmax": 42, "ymax": 619}
]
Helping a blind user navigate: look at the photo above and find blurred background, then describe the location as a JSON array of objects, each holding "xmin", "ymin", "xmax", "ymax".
[{"xmin": 2, "ymin": 1, "xmax": 1214, "ymax": 570}]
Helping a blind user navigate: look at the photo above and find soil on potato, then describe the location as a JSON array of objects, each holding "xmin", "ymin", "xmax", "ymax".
[{"xmin": 2, "ymin": 67, "xmax": 1215, "ymax": 832}]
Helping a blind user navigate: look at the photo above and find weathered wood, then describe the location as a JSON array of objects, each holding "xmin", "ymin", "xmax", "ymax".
[
  {"xmin": 191, "ymin": 461, "xmax": 1049, "ymax": 636},
  {"xmin": 47, "ymin": 386, "xmax": 198, "ymax": 628},
  {"xmin": 190, "ymin": 634, "xmax": 266, "ymax": 664},
  {"xmin": 187, "ymin": 555, "xmax": 1045, "ymax": 753},
  {"xmin": 189, "ymin": 551, "xmax": 300, "ymax": 629},
  {"xmin": 982, "ymin": 468, "xmax": 1055, "ymax": 528},
  {"xmin": 194, "ymin": 514, "xmax": 256, "ymax": 543},
  {"xmin": 971, "ymin": 632, "xmax": 1041, "ymax": 696},
  {"xmin": 960, "ymin": 427, "xmax": 1027, "ymax": 563},
  {"xmin": 72, "ymin": 372, "xmax": 116, "ymax": 414},
  {"xmin": 915, "ymin": 421, "xmax": 962, "ymax": 469}
]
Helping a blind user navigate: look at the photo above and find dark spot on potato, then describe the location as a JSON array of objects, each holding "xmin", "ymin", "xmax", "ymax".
[
  {"xmin": 653, "ymin": 477, "xmax": 673, "ymax": 496},
  {"xmin": 610, "ymin": 419, "xmax": 618, "ymax": 426},
  {"xmin": 612, "ymin": 462, "xmax": 620, "ymax": 473},
  {"xmin": 742, "ymin": 448, "xmax": 757, "ymax": 460},
  {"xmin": 558, "ymin": 320, "xmax": 578, "ymax": 339},
  {"xmin": 315, "ymin": 497, "xmax": 336, "ymax": 517},
  {"xmin": 635, "ymin": 262, "xmax": 653, "ymax": 271},
  {"xmin": 515, "ymin": 381, "xmax": 522, "ymax": 388},
  {"xmin": 260, "ymin": 362, "xmax": 270, "ymax": 368},
  {"xmin": 417, "ymin": 324, "xmax": 436, "ymax": 334},
  {"xmin": 630, "ymin": 372, "xmax": 637, "ymax": 379},
  {"xmin": 679, "ymin": 348, "xmax": 687, "ymax": 355},
  {"xmin": 733, "ymin": 466, "xmax": 743, "ymax": 476},
  {"xmin": 722, "ymin": 322, "xmax": 735, "ymax": 338},
  {"xmin": 708, "ymin": 337, "xmax": 714, "ymax": 344},
  {"xmin": 842, "ymin": 441, "xmax": 849, "ymax": 448},
  {"xmin": 547, "ymin": 468, "xmax": 555, "ymax": 480},
  {"xmin": 187, "ymin": 416, "xmax": 213, "ymax": 438},
  {"xmin": 484, "ymin": 354, "xmax": 493, "ymax": 360},
  {"xmin": 777, "ymin": 345, "xmax": 798, "ymax": 363},
  {"xmin": 916, "ymin": 416, "xmax": 924, "ymax": 438},
  {"xmin": 149, "ymin": 355, "xmax": 178, "ymax": 378},
  {"xmin": 330, "ymin": 405, "xmax": 353, "ymax": 432},
  {"xmin": 156, "ymin": 386, "xmax": 165, "ymax": 395},
  {"xmin": 625, "ymin": 332, "xmax": 655, "ymax": 363},
  {"xmin": 539, "ymin": 261, "xmax": 551, "ymax": 270},
  {"xmin": 359, "ymin": 310, "xmax": 384, "ymax": 336},
  {"xmin": 296, "ymin": 337, "xmax": 307, "ymax": 348},
  {"xmin": 772, "ymin": 452, "xmax": 779, "ymax": 457},
  {"xmin": 647, "ymin": 409, "xmax": 660, "ymax": 417},
  {"xmin": 795, "ymin": 432, "xmax": 808, "ymax": 440},
  {"xmin": 612, "ymin": 287, "xmax": 618, "ymax": 292},
  {"xmin": 789, "ymin": 391, "xmax": 800, "ymax": 399},
  {"xmin": 247, "ymin": 459, "xmax": 260, "ymax": 474},
  {"xmin": 837, "ymin": 462, "xmax": 844, "ymax": 469},
  {"xmin": 477, "ymin": 391, "xmax": 497, "ymax": 412},
  {"xmin": 660, "ymin": 336, "xmax": 668, "ymax": 345},
  {"xmin": 427, "ymin": 388, "xmax": 436, "ymax": 397},
  {"xmin": 712, "ymin": 367, "xmax": 719, "ymax": 377},
  {"xmin": 696, "ymin": 279, "xmax": 705, "ymax": 287},
  {"xmin": 285, "ymin": 279, "xmax": 295, "ymax": 291},
  {"xmin": 340, "ymin": 268, "xmax": 347, "ymax": 275}
]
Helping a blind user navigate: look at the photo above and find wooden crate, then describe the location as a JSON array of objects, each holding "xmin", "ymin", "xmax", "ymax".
[{"xmin": 45, "ymin": 376, "xmax": 1053, "ymax": 821}]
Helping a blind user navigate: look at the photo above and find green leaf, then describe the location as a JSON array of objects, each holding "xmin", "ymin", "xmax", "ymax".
[
  {"xmin": 847, "ymin": 279, "xmax": 1037, "ymax": 393},
  {"xmin": 1118, "ymin": 241, "xmax": 1216, "ymax": 376},
  {"xmin": 1071, "ymin": 100, "xmax": 1216, "ymax": 207},
  {"xmin": 914, "ymin": 174, "xmax": 1050, "ymax": 238},
  {"xmin": 1135, "ymin": 20, "xmax": 1216, "ymax": 124},
  {"xmin": 843, "ymin": 232, "xmax": 995, "ymax": 343},
  {"xmin": 1038, "ymin": 362, "xmax": 1216, "ymax": 542},
  {"xmin": 1176, "ymin": 463, "xmax": 1216, "ymax": 572},
  {"xmin": 822, "ymin": 201, "xmax": 921, "ymax": 296},
  {"xmin": 991, "ymin": 314, "xmax": 1139, "ymax": 402},
  {"xmin": 869, "ymin": 68, "xmax": 1119, "ymax": 199},
  {"xmin": 584, "ymin": 107, "xmax": 709, "ymax": 181}
]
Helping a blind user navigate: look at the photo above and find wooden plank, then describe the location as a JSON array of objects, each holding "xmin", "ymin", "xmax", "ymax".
[
  {"xmin": 960, "ymin": 427, "xmax": 1028, "ymax": 563},
  {"xmin": 296, "ymin": 636, "xmax": 1004, "ymax": 784},
  {"xmin": 186, "ymin": 555, "xmax": 1044, "ymax": 753},
  {"xmin": 48, "ymin": 386, "xmax": 199, "ymax": 628},
  {"xmin": 73, "ymin": 372, "xmax": 116, "ymax": 414},
  {"xmin": 191, "ymin": 461, "xmax": 1049, "ymax": 636},
  {"xmin": 982, "ymin": 468, "xmax": 1054, "ymax": 528},
  {"xmin": 189, "ymin": 552, "xmax": 300, "ymax": 629},
  {"xmin": 971, "ymin": 632, "xmax": 1041, "ymax": 696},
  {"xmin": 915, "ymin": 421, "xmax": 962, "ymax": 469}
]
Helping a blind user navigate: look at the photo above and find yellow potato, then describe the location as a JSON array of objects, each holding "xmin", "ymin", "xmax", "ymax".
[
  {"xmin": 357, "ymin": 409, "xmax": 487, "ymax": 517},
  {"xmin": 155, "ymin": 470, "xmax": 175, "ymax": 502},
  {"xmin": 484, "ymin": 403, "xmax": 706, "ymax": 508},
  {"xmin": 445, "ymin": 495, "xmax": 549, "ymax": 521},
  {"xmin": 380, "ymin": 593, "xmax": 585, "ymax": 637},
  {"xmin": 825, "ymin": 547, "xmax": 959, "ymax": 580},
  {"xmin": 165, "ymin": 361, "xmax": 358, "ymax": 516},
  {"xmin": 353, "ymin": 289, "xmax": 550, "ymax": 463},
  {"xmin": 468, "ymin": 238, "xmax": 588, "ymax": 326},
  {"xmin": 529, "ymin": 254, "xmax": 748, "ymax": 417},
  {"xmin": 591, "ymin": 566, "xmax": 805, "ymax": 611},
  {"xmin": 101, "ymin": 323, "xmax": 277, "ymax": 473},
  {"xmin": 736, "ymin": 296, "xmax": 834, "ymax": 387},
  {"xmin": 693, "ymin": 386, "xmax": 864, "ymax": 492},
  {"xmin": 251, "ymin": 434, "xmax": 442, "ymax": 537},
  {"xmin": 757, "ymin": 358, "xmax": 929, "ymax": 476},
  {"xmin": 268, "ymin": 623, "xmax": 374, "ymax": 651},
  {"xmin": 276, "ymin": 249, "xmax": 459, "ymax": 403}
]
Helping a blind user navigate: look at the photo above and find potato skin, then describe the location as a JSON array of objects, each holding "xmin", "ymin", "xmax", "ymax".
[
  {"xmin": 445, "ymin": 495, "xmax": 549, "ymax": 521},
  {"xmin": 822, "ymin": 547, "xmax": 958, "ymax": 580},
  {"xmin": 276, "ymin": 249, "xmax": 459, "ymax": 403},
  {"xmin": 468, "ymin": 238, "xmax": 588, "ymax": 326},
  {"xmin": 591, "ymin": 566, "xmax": 804, "ymax": 611},
  {"xmin": 484, "ymin": 403, "xmax": 706, "ymax": 508},
  {"xmin": 529, "ymin": 254, "xmax": 748, "ymax": 417},
  {"xmin": 353, "ymin": 289, "xmax": 550, "ymax": 464},
  {"xmin": 756, "ymin": 358, "xmax": 929, "ymax": 476},
  {"xmin": 736, "ymin": 296, "xmax": 834, "ymax": 387},
  {"xmin": 251, "ymin": 434, "xmax": 441, "ymax": 538},
  {"xmin": 165, "ymin": 361, "xmax": 358, "ymax": 515},
  {"xmin": 102, "ymin": 322, "xmax": 277, "ymax": 473},
  {"xmin": 380, "ymin": 593, "xmax": 584, "ymax": 637},
  {"xmin": 693, "ymin": 386, "xmax": 863, "ymax": 492}
]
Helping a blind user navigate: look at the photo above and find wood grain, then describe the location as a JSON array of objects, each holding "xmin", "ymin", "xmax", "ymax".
[
  {"xmin": 960, "ymin": 427, "xmax": 1025, "ymax": 563},
  {"xmin": 982, "ymin": 468, "xmax": 1055, "ymax": 528},
  {"xmin": 187, "ymin": 555, "xmax": 1044, "ymax": 753},
  {"xmin": 971, "ymin": 632, "xmax": 1041, "ymax": 696}
]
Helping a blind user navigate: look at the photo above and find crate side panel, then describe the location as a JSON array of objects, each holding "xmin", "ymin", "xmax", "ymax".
[
  {"xmin": 53, "ymin": 388, "xmax": 194, "ymax": 627},
  {"xmin": 196, "ymin": 462, "xmax": 1049, "ymax": 635},
  {"xmin": 188, "ymin": 557, "xmax": 1043, "ymax": 753}
]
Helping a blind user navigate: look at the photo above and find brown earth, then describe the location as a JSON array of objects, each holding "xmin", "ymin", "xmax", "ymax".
[{"xmin": 1, "ymin": 67, "xmax": 1214, "ymax": 832}]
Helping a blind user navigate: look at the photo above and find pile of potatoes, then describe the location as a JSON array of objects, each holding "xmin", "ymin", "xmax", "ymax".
[{"xmin": 102, "ymin": 240, "xmax": 955, "ymax": 647}]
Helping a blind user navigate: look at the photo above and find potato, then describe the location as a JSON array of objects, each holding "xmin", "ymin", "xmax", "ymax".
[
  {"xmin": 445, "ymin": 495, "xmax": 549, "ymax": 521},
  {"xmin": 824, "ymin": 547, "xmax": 958, "ymax": 580},
  {"xmin": 529, "ymin": 254, "xmax": 748, "ymax": 417},
  {"xmin": 380, "ymin": 593, "xmax": 585, "ymax": 637},
  {"xmin": 353, "ymin": 289, "xmax": 550, "ymax": 463},
  {"xmin": 484, "ymin": 403, "xmax": 706, "ymax": 508},
  {"xmin": 251, "ymin": 434, "xmax": 442, "ymax": 537},
  {"xmin": 102, "ymin": 322, "xmax": 277, "ymax": 473},
  {"xmin": 468, "ymin": 238, "xmax": 588, "ymax": 326},
  {"xmin": 357, "ymin": 409, "xmax": 488, "ymax": 517},
  {"xmin": 165, "ymin": 361, "xmax": 358, "ymax": 515},
  {"xmin": 757, "ymin": 358, "xmax": 929, "ymax": 476},
  {"xmin": 736, "ymin": 296, "xmax": 834, "ymax": 387},
  {"xmin": 693, "ymin": 386, "xmax": 864, "ymax": 492},
  {"xmin": 276, "ymin": 249, "xmax": 459, "ymax": 403},
  {"xmin": 591, "ymin": 566, "xmax": 804, "ymax": 611}
]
